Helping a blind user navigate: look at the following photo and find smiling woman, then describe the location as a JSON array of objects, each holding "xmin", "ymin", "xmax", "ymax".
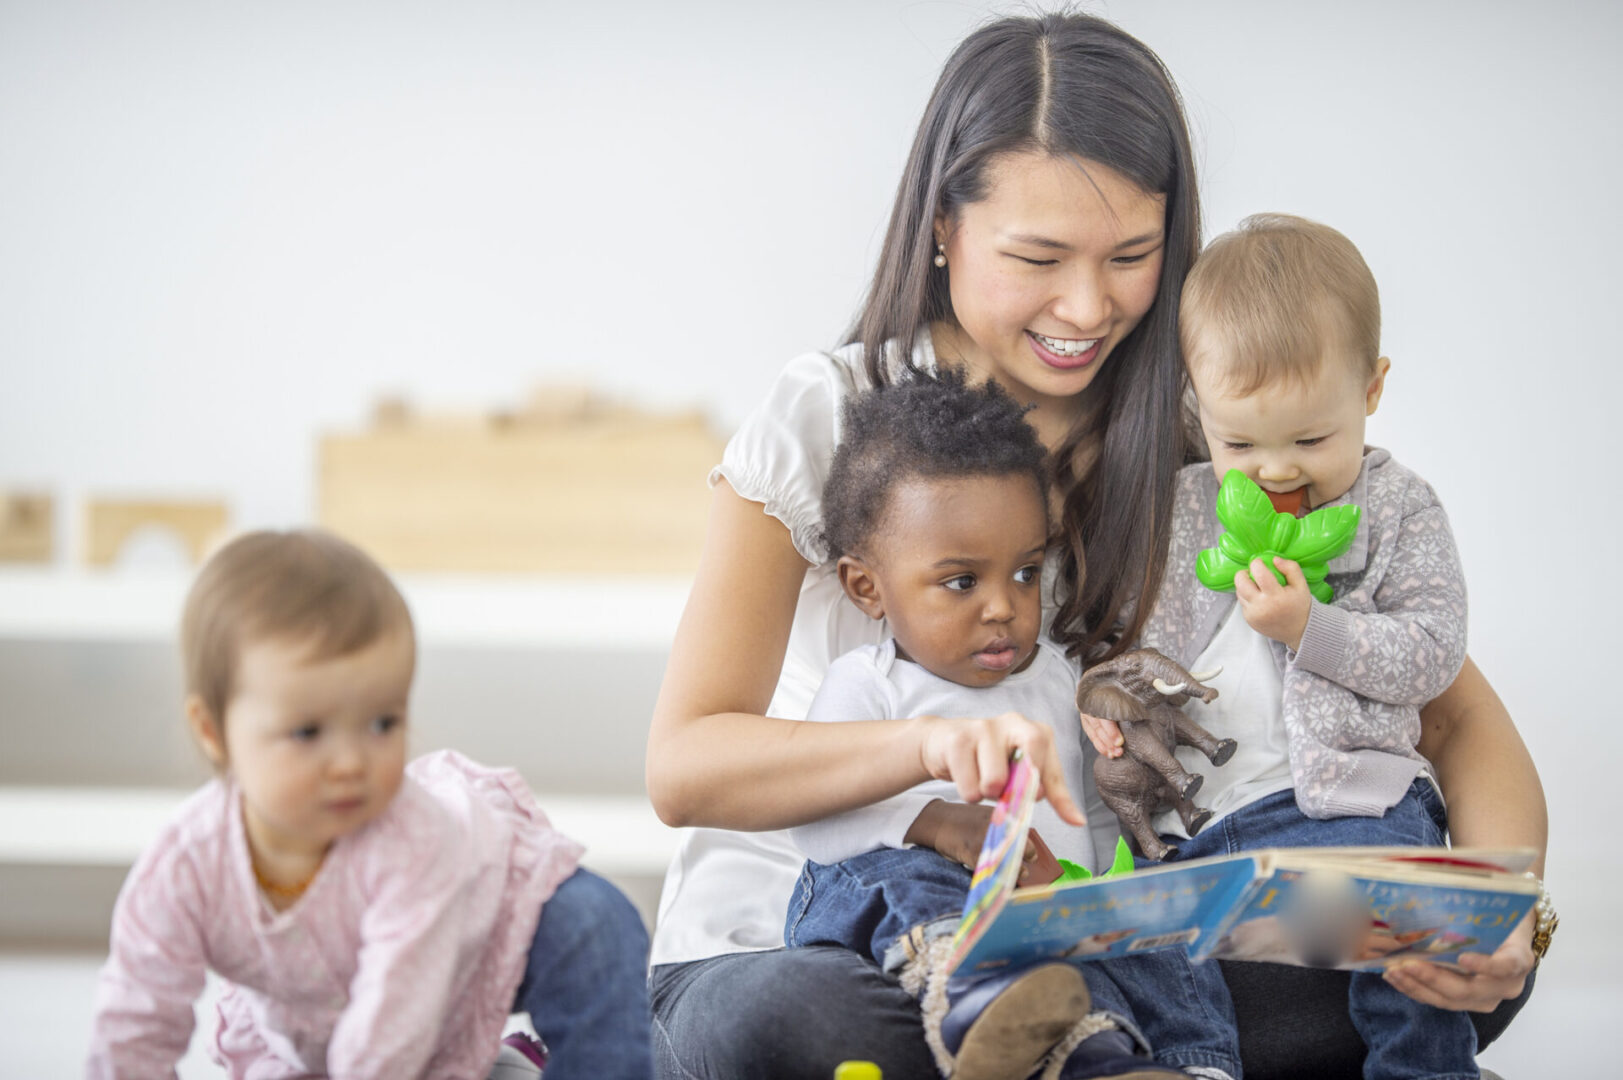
[
  {"xmin": 930, "ymin": 151, "xmax": 1166, "ymax": 432},
  {"xmin": 643, "ymin": 10, "xmax": 1544, "ymax": 1080},
  {"xmin": 643, "ymin": 12, "xmax": 1214, "ymax": 1080}
]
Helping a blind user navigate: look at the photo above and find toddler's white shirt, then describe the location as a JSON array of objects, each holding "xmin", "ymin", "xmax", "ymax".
[{"xmin": 791, "ymin": 638, "xmax": 1105, "ymax": 870}]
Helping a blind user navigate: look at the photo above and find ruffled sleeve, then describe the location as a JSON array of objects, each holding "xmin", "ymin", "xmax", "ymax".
[{"xmin": 709, "ymin": 349, "xmax": 865, "ymax": 565}]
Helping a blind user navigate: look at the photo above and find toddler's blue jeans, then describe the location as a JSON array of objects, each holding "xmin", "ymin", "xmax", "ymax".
[
  {"xmin": 783, "ymin": 846, "xmax": 1237, "ymax": 1078},
  {"xmin": 514, "ymin": 867, "xmax": 654, "ymax": 1080}
]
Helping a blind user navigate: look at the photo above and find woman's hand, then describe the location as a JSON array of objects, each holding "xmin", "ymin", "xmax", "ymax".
[
  {"xmin": 1395, "ymin": 657, "xmax": 1545, "ymax": 1016},
  {"xmin": 1080, "ymin": 711, "xmax": 1124, "ymax": 758},
  {"xmin": 1381, "ymin": 913, "xmax": 1536, "ymax": 1012},
  {"xmin": 915, "ymin": 711, "xmax": 1085, "ymax": 826}
]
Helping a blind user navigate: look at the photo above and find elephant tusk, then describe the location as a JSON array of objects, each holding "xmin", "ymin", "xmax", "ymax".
[
  {"xmin": 1188, "ymin": 667, "xmax": 1223, "ymax": 682},
  {"xmin": 1152, "ymin": 678, "xmax": 1187, "ymax": 696}
]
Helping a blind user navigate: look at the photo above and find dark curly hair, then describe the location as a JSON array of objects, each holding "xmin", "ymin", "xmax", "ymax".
[{"xmin": 821, "ymin": 367, "xmax": 1046, "ymax": 561}]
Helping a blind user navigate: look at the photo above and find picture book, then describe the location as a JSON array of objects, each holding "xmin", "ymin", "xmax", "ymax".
[{"xmin": 947, "ymin": 755, "xmax": 1539, "ymax": 980}]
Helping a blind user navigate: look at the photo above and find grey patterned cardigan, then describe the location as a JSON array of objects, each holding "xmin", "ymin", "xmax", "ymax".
[{"xmin": 1138, "ymin": 448, "xmax": 1467, "ymax": 819}]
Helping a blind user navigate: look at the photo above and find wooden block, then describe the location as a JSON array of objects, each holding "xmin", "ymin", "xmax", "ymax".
[
  {"xmin": 320, "ymin": 409, "xmax": 725, "ymax": 575},
  {"xmin": 85, "ymin": 500, "xmax": 229, "ymax": 567},
  {"xmin": 0, "ymin": 492, "xmax": 54, "ymax": 563}
]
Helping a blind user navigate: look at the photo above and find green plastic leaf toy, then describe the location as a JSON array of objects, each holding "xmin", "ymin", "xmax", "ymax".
[
  {"xmin": 1195, "ymin": 470, "xmax": 1361, "ymax": 605},
  {"xmin": 1053, "ymin": 836, "xmax": 1137, "ymax": 885}
]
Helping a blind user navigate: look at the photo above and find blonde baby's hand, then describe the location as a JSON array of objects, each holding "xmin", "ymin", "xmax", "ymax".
[
  {"xmin": 1234, "ymin": 556, "xmax": 1313, "ymax": 651},
  {"xmin": 1081, "ymin": 711, "xmax": 1124, "ymax": 758},
  {"xmin": 916, "ymin": 711, "xmax": 1085, "ymax": 827}
]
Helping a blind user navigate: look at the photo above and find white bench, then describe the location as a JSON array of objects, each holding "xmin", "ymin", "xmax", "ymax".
[{"xmin": 0, "ymin": 786, "xmax": 678, "ymax": 877}]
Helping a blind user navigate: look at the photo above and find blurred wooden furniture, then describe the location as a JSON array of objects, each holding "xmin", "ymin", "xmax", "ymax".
[
  {"xmin": 0, "ymin": 492, "xmax": 53, "ymax": 563},
  {"xmin": 320, "ymin": 389, "xmax": 725, "ymax": 574},
  {"xmin": 85, "ymin": 499, "xmax": 228, "ymax": 566}
]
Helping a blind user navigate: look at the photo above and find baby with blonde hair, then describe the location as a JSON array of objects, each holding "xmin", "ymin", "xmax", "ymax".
[
  {"xmin": 1109, "ymin": 213, "xmax": 1478, "ymax": 1078},
  {"xmin": 88, "ymin": 529, "xmax": 653, "ymax": 1079}
]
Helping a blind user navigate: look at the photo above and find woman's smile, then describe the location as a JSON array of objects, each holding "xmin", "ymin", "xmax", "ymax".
[
  {"xmin": 1027, "ymin": 330, "xmax": 1102, "ymax": 370},
  {"xmin": 933, "ymin": 150, "xmax": 1166, "ymax": 419}
]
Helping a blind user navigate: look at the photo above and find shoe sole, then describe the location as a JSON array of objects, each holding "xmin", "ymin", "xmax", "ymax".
[{"xmin": 949, "ymin": 964, "xmax": 1090, "ymax": 1080}]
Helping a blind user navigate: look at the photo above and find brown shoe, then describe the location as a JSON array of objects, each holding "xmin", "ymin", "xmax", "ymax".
[{"xmin": 943, "ymin": 964, "xmax": 1091, "ymax": 1080}]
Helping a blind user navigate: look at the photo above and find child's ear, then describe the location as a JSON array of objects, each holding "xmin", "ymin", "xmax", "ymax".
[
  {"xmin": 1365, "ymin": 356, "xmax": 1393, "ymax": 416},
  {"xmin": 185, "ymin": 694, "xmax": 227, "ymax": 770},
  {"xmin": 836, "ymin": 555, "xmax": 887, "ymax": 622}
]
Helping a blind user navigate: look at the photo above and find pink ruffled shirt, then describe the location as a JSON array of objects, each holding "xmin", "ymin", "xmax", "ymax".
[{"xmin": 88, "ymin": 750, "xmax": 584, "ymax": 1079}]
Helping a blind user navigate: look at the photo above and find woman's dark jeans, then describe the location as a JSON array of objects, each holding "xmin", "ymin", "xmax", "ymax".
[{"xmin": 649, "ymin": 947, "xmax": 1533, "ymax": 1080}]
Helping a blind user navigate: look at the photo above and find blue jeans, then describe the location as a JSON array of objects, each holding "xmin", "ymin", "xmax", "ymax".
[
  {"xmin": 513, "ymin": 867, "xmax": 654, "ymax": 1080},
  {"xmin": 783, "ymin": 848, "xmax": 1238, "ymax": 1078},
  {"xmin": 648, "ymin": 947, "xmax": 1527, "ymax": 1080},
  {"xmin": 1115, "ymin": 779, "xmax": 1478, "ymax": 1080},
  {"xmin": 784, "ymin": 847, "xmax": 970, "ymax": 973}
]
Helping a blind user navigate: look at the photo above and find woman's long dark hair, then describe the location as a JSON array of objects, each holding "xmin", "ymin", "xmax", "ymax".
[{"xmin": 844, "ymin": 12, "xmax": 1201, "ymax": 661}]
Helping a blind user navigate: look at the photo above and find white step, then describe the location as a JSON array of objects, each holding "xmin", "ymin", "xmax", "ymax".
[{"xmin": 0, "ymin": 786, "xmax": 679, "ymax": 877}]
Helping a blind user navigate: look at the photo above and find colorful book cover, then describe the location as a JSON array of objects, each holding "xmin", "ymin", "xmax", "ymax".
[
  {"xmin": 952, "ymin": 854, "xmax": 1262, "ymax": 976},
  {"xmin": 945, "ymin": 750, "xmax": 1038, "ymax": 974},
  {"xmin": 945, "ymin": 755, "xmax": 1539, "ymax": 976}
]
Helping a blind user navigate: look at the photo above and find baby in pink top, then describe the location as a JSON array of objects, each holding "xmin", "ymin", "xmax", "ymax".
[{"xmin": 87, "ymin": 530, "xmax": 654, "ymax": 1080}]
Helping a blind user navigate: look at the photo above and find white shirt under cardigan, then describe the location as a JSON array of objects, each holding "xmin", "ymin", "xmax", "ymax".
[
  {"xmin": 790, "ymin": 638, "xmax": 1104, "ymax": 871},
  {"xmin": 650, "ymin": 337, "xmax": 1093, "ymax": 968},
  {"xmin": 1150, "ymin": 604, "xmax": 1292, "ymax": 840}
]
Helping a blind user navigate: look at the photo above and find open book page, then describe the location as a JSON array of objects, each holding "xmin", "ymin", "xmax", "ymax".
[
  {"xmin": 1195, "ymin": 849, "xmax": 1539, "ymax": 970},
  {"xmin": 1275, "ymin": 846, "xmax": 1537, "ymax": 879}
]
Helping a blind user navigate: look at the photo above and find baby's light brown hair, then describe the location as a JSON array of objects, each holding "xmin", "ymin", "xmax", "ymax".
[
  {"xmin": 181, "ymin": 529, "xmax": 414, "ymax": 724},
  {"xmin": 1180, "ymin": 213, "xmax": 1381, "ymax": 396}
]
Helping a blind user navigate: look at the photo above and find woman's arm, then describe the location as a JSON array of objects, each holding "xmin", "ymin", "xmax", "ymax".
[
  {"xmin": 646, "ymin": 480, "xmax": 1082, "ymax": 831},
  {"xmin": 1387, "ymin": 655, "xmax": 1547, "ymax": 1011},
  {"xmin": 1416, "ymin": 655, "xmax": 1547, "ymax": 873}
]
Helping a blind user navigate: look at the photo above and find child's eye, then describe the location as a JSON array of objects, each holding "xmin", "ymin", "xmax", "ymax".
[
  {"xmin": 290, "ymin": 723, "xmax": 321, "ymax": 743},
  {"xmin": 1222, "ymin": 441, "xmax": 1252, "ymax": 451},
  {"xmin": 1295, "ymin": 437, "xmax": 1326, "ymax": 447},
  {"xmin": 372, "ymin": 714, "xmax": 401, "ymax": 735},
  {"xmin": 1013, "ymin": 565, "xmax": 1039, "ymax": 585},
  {"xmin": 943, "ymin": 574, "xmax": 977, "ymax": 592}
]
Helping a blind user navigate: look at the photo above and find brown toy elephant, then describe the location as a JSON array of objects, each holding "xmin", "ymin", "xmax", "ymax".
[{"xmin": 1076, "ymin": 648, "xmax": 1237, "ymax": 861}]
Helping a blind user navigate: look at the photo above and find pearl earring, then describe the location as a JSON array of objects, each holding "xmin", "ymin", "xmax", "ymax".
[{"xmin": 933, "ymin": 242, "xmax": 947, "ymax": 268}]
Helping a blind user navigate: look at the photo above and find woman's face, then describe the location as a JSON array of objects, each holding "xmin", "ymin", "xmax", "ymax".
[{"xmin": 935, "ymin": 151, "xmax": 1166, "ymax": 419}]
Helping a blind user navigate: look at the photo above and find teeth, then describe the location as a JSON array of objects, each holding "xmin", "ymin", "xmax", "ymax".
[{"xmin": 1032, "ymin": 332, "xmax": 1099, "ymax": 357}]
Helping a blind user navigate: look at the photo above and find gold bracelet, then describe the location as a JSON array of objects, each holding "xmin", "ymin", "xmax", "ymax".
[{"xmin": 1525, "ymin": 873, "xmax": 1558, "ymax": 963}]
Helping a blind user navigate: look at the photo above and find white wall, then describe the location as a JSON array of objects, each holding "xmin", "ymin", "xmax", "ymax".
[{"xmin": 3, "ymin": 0, "xmax": 1618, "ymax": 964}]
